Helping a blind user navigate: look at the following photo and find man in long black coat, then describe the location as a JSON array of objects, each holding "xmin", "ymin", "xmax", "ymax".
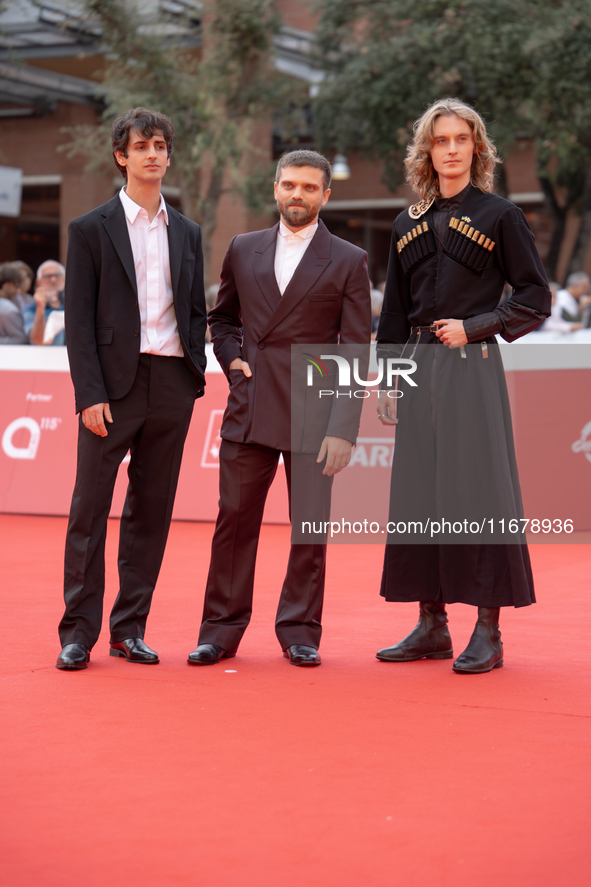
[{"xmin": 375, "ymin": 99, "xmax": 551, "ymax": 674}]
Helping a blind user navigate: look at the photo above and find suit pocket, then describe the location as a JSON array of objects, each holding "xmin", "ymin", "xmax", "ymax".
[
  {"xmin": 96, "ymin": 328, "xmax": 113, "ymax": 345},
  {"xmin": 308, "ymin": 293, "xmax": 340, "ymax": 302},
  {"xmin": 222, "ymin": 369, "xmax": 250, "ymax": 438}
]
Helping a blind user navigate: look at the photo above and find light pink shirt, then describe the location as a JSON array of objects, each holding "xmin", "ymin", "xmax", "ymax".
[
  {"xmin": 119, "ymin": 187, "xmax": 183, "ymax": 357},
  {"xmin": 274, "ymin": 220, "xmax": 318, "ymax": 295}
]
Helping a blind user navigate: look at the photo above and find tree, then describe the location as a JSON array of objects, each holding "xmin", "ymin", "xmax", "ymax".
[
  {"xmin": 62, "ymin": 0, "xmax": 293, "ymax": 283},
  {"xmin": 313, "ymin": 0, "xmax": 591, "ymax": 279},
  {"xmin": 523, "ymin": 1, "xmax": 591, "ymax": 276}
]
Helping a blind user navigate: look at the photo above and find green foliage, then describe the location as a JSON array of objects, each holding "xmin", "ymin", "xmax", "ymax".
[
  {"xmin": 62, "ymin": 0, "xmax": 294, "ymax": 280},
  {"xmin": 314, "ymin": 0, "xmax": 535, "ymax": 190},
  {"xmin": 313, "ymin": 0, "xmax": 591, "ymax": 275}
]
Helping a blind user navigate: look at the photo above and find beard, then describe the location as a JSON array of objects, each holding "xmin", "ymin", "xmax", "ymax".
[{"xmin": 277, "ymin": 196, "xmax": 321, "ymax": 228}]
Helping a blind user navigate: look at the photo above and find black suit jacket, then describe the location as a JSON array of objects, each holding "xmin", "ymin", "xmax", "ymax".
[
  {"xmin": 209, "ymin": 220, "xmax": 372, "ymax": 452},
  {"xmin": 64, "ymin": 194, "xmax": 207, "ymax": 413}
]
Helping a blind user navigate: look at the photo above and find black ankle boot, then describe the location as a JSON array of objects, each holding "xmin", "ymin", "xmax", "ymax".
[
  {"xmin": 376, "ymin": 602, "xmax": 453, "ymax": 662},
  {"xmin": 453, "ymin": 607, "xmax": 503, "ymax": 674}
]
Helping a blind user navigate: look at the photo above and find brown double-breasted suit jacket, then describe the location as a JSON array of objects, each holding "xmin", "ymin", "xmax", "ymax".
[{"xmin": 209, "ymin": 219, "xmax": 372, "ymax": 452}]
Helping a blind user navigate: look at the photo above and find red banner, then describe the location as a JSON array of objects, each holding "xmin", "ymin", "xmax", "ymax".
[{"xmin": 1, "ymin": 346, "xmax": 590, "ymax": 532}]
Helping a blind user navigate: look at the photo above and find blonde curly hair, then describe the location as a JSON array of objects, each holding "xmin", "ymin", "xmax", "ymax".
[{"xmin": 405, "ymin": 98, "xmax": 499, "ymax": 200}]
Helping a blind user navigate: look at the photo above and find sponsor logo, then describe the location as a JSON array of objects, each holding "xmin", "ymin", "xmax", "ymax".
[
  {"xmin": 350, "ymin": 438, "xmax": 395, "ymax": 467},
  {"xmin": 572, "ymin": 421, "xmax": 591, "ymax": 464},
  {"xmin": 2, "ymin": 415, "xmax": 63, "ymax": 460},
  {"xmin": 2, "ymin": 417, "xmax": 41, "ymax": 460},
  {"xmin": 25, "ymin": 393, "xmax": 53, "ymax": 402}
]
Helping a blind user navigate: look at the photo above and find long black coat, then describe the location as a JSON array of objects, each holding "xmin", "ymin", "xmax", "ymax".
[{"xmin": 377, "ymin": 186, "xmax": 551, "ymax": 608}]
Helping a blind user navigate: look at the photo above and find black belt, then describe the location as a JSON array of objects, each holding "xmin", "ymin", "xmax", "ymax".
[{"xmin": 407, "ymin": 326, "xmax": 489, "ymax": 360}]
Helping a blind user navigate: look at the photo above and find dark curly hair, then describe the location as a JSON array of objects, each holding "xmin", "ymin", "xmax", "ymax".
[{"xmin": 111, "ymin": 107, "xmax": 175, "ymax": 180}]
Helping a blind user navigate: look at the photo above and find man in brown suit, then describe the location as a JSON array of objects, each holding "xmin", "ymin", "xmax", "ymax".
[{"xmin": 188, "ymin": 150, "xmax": 371, "ymax": 667}]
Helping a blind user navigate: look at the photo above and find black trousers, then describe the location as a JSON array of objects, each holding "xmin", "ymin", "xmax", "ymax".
[
  {"xmin": 59, "ymin": 354, "xmax": 198, "ymax": 649},
  {"xmin": 198, "ymin": 439, "xmax": 333, "ymax": 651}
]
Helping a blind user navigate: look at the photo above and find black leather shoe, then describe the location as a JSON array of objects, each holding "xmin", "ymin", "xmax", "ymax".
[
  {"xmin": 453, "ymin": 607, "xmax": 503, "ymax": 674},
  {"xmin": 376, "ymin": 601, "xmax": 453, "ymax": 662},
  {"xmin": 283, "ymin": 645, "xmax": 321, "ymax": 666},
  {"xmin": 187, "ymin": 644, "xmax": 236, "ymax": 665},
  {"xmin": 56, "ymin": 643, "xmax": 90, "ymax": 670},
  {"xmin": 109, "ymin": 638, "xmax": 159, "ymax": 663}
]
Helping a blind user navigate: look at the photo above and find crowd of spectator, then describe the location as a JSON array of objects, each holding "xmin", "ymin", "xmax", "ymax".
[
  {"xmin": 0, "ymin": 257, "xmax": 589, "ymax": 346},
  {"xmin": 0, "ymin": 259, "xmax": 65, "ymax": 346},
  {"xmin": 541, "ymin": 273, "xmax": 591, "ymax": 333}
]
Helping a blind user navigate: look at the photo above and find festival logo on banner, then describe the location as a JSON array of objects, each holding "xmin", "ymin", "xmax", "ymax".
[
  {"xmin": 1, "ymin": 391, "xmax": 62, "ymax": 460},
  {"xmin": 349, "ymin": 437, "xmax": 395, "ymax": 468},
  {"xmin": 572, "ymin": 421, "xmax": 591, "ymax": 464}
]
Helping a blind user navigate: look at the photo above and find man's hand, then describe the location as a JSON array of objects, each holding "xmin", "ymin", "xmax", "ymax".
[
  {"xmin": 434, "ymin": 318, "xmax": 468, "ymax": 348},
  {"xmin": 34, "ymin": 287, "xmax": 50, "ymax": 310},
  {"xmin": 377, "ymin": 390, "xmax": 398, "ymax": 425},
  {"xmin": 316, "ymin": 436, "xmax": 352, "ymax": 476},
  {"xmin": 228, "ymin": 357, "xmax": 252, "ymax": 378},
  {"xmin": 82, "ymin": 403, "xmax": 113, "ymax": 437},
  {"xmin": 29, "ymin": 288, "xmax": 51, "ymax": 345}
]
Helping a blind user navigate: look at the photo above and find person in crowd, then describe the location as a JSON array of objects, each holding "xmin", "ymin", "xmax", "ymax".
[
  {"xmin": 375, "ymin": 98, "xmax": 551, "ymax": 674},
  {"xmin": 554, "ymin": 272, "xmax": 590, "ymax": 327},
  {"xmin": 188, "ymin": 150, "xmax": 371, "ymax": 668},
  {"xmin": 541, "ymin": 281, "xmax": 582, "ymax": 333},
  {"xmin": 56, "ymin": 107, "xmax": 207, "ymax": 670},
  {"xmin": 0, "ymin": 262, "xmax": 29, "ymax": 344},
  {"xmin": 24, "ymin": 260, "xmax": 66, "ymax": 345},
  {"xmin": 10, "ymin": 260, "xmax": 35, "ymax": 311}
]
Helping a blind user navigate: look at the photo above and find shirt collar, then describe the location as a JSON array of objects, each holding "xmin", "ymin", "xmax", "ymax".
[
  {"xmin": 278, "ymin": 220, "xmax": 318, "ymax": 240},
  {"xmin": 119, "ymin": 187, "xmax": 169, "ymax": 225},
  {"xmin": 434, "ymin": 181, "xmax": 472, "ymax": 213}
]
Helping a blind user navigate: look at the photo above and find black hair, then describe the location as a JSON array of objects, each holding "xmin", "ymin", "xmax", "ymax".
[
  {"xmin": 275, "ymin": 150, "xmax": 332, "ymax": 191},
  {"xmin": 111, "ymin": 107, "xmax": 175, "ymax": 180}
]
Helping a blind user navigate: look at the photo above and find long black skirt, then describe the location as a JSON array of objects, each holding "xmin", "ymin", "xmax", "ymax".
[{"xmin": 380, "ymin": 341, "xmax": 535, "ymax": 608}]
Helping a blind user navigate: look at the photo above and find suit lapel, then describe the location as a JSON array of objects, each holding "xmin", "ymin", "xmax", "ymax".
[
  {"xmin": 166, "ymin": 206, "xmax": 185, "ymax": 298},
  {"xmin": 260, "ymin": 220, "xmax": 332, "ymax": 339},
  {"xmin": 101, "ymin": 196, "xmax": 138, "ymax": 297},
  {"xmin": 253, "ymin": 224, "xmax": 282, "ymax": 312}
]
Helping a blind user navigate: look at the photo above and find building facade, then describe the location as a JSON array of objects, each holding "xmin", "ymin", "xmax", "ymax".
[{"xmin": 0, "ymin": 0, "xmax": 586, "ymax": 287}]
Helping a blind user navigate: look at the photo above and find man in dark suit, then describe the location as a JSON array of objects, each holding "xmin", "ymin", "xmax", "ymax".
[
  {"xmin": 188, "ymin": 150, "xmax": 371, "ymax": 668},
  {"xmin": 56, "ymin": 108, "xmax": 207, "ymax": 670}
]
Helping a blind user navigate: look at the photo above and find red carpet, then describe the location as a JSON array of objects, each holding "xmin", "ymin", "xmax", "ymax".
[{"xmin": 1, "ymin": 514, "xmax": 590, "ymax": 886}]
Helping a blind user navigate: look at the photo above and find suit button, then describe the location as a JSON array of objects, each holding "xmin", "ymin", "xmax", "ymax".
[
  {"xmin": 133, "ymin": 330, "xmax": 139, "ymax": 337},
  {"xmin": 258, "ymin": 343, "xmax": 265, "ymax": 350}
]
